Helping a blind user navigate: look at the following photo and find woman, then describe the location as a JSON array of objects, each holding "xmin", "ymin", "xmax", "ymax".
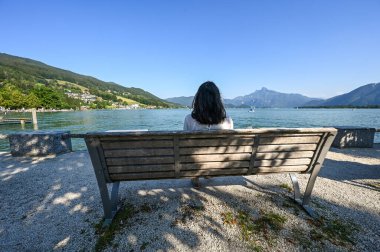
[
  {"xmin": 183, "ymin": 81, "xmax": 233, "ymax": 188},
  {"xmin": 184, "ymin": 81, "xmax": 233, "ymax": 130}
]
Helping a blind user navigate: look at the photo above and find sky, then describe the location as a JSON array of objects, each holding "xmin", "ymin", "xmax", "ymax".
[{"xmin": 1, "ymin": 0, "xmax": 379, "ymax": 99}]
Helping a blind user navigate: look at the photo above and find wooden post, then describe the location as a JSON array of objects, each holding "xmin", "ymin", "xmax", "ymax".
[
  {"xmin": 32, "ymin": 108, "xmax": 38, "ymax": 130},
  {"xmin": 20, "ymin": 119, "xmax": 25, "ymax": 129}
]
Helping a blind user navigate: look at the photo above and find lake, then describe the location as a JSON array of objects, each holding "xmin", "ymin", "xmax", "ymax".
[{"xmin": 1, "ymin": 108, "xmax": 379, "ymax": 151}]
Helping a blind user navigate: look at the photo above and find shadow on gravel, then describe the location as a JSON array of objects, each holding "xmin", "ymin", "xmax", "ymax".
[
  {"xmin": 330, "ymin": 144, "xmax": 380, "ymax": 159},
  {"xmin": 99, "ymin": 173, "xmax": 380, "ymax": 252},
  {"xmin": 1, "ymin": 147, "xmax": 379, "ymax": 251},
  {"xmin": 319, "ymin": 145, "xmax": 380, "ymax": 192},
  {"xmin": 320, "ymin": 159, "xmax": 380, "ymax": 181},
  {"xmin": 0, "ymin": 151, "xmax": 101, "ymax": 251}
]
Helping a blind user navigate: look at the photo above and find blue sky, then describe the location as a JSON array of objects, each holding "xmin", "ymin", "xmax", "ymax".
[{"xmin": 1, "ymin": 0, "xmax": 379, "ymax": 99}]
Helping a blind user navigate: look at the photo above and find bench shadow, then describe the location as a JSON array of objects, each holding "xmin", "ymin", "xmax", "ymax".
[
  {"xmin": 319, "ymin": 162, "xmax": 380, "ymax": 193},
  {"xmin": 0, "ymin": 151, "xmax": 102, "ymax": 251},
  {"xmin": 319, "ymin": 145, "xmax": 380, "ymax": 192},
  {"xmin": 320, "ymin": 159, "xmax": 380, "ymax": 181},
  {"xmin": 330, "ymin": 143, "xmax": 380, "ymax": 159},
  {"xmin": 110, "ymin": 172, "xmax": 380, "ymax": 251}
]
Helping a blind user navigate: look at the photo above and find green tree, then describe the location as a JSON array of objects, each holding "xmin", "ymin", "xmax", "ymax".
[
  {"xmin": 25, "ymin": 93, "xmax": 41, "ymax": 108},
  {"xmin": 0, "ymin": 84, "xmax": 26, "ymax": 109}
]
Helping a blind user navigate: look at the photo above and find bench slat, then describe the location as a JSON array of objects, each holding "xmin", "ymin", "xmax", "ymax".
[
  {"xmin": 108, "ymin": 164, "xmax": 175, "ymax": 173},
  {"xmin": 99, "ymin": 136, "xmax": 172, "ymax": 141},
  {"xmin": 255, "ymin": 151, "xmax": 314, "ymax": 160},
  {"xmin": 181, "ymin": 161, "xmax": 250, "ymax": 170},
  {"xmin": 86, "ymin": 128, "xmax": 336, "ymax": 137},
  {"xmin": 104, "ymin": 148, "xmax": 174, "ymax": 158},
  {"xmin": 259, "ymin": 136, "xmax": 321, "ymax": 144},
  {"xmin": 179, "ymin": 138, "xmax": 255, "ymax": 147},
  {"xmin": 102, "ymin": 140, "xmax": 173, "ymax": 149},
  {"xmin": 110, "ymin": 172, "xmax": 175, "ymax": 180},
  {"xmin": 180, "ymin": 153, "xmax": 251, "ymax": 163},
  {"xmin": 257, "ymin": 144, "xmax": 317, "ymax": 152},
  {"xmin": 258, "ymin": 133, "xmax": 323, "ymax": 138},
  {"xmin": 106, "ymin": 156, "xmax": 174, "ymax": 166},
  {"xmin": 180, "ymin": 134, "xmax": 256, "ymax": 139},
  {"xmin": 253, "ymin": 165, "xmax": 309, "ymax": 173},
  {"xmin": 179, "ymin": 146, "xmax": 252, "ymax": 155},
  {"xmin": 180, "ymin": 168, "xmax": 249, "ymax": 177},
  {"xmin": 109, "ymin": 165, "xmax": 310, "ymax": 179},
  {"xmin": 254, "ymin": 158, "xmax": 311, "ymax": 167}
]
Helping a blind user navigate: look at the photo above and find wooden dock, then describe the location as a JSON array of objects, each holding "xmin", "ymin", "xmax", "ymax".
[{"xmin": 0, "ymin": 118, "xmax": 32, "ymax": 125}]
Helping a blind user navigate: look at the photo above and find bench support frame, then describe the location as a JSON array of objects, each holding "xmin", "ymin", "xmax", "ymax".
[
  {"xmin": 85, "ymin": 129, "xmax": 337, "ymax": 225},
  {"xmin": 288, "ymin": 132, "xmax": 335, "ymax": 217},
  {"xmin": 85, "ymin": 137, "xmax": 120, "ymax": 226},
  {"xmin": 289, "ymin": 174, "xmax": 315, "ymax": 217}
]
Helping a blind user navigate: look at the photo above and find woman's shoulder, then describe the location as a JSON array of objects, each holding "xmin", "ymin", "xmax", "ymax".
[
  {"xmin": 225, "ymin": 115, "xmax": 233, "ymax": 122},
  {"xmin": 223, "ymin": 115, "xmax": 234, "ymax": 129},
  {"xmin": 184, "ymin": 114, "xmax": 197, "ymax": 126},
  {"xmin": 184, "ymin": 114, "xmax": 194, "ymax": 121}
]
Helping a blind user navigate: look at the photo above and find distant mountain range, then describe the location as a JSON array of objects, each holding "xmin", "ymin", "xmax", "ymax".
[
  {"xmin": 165, "ymin": 96, "xmax": 194, "ymax": 107},
  {"xmin": 166, "ymin": 84, "xmax": 380, "ymax": 108},
  {"xmin": 224, "ymin": 87, "xmax": 323, "ymax": 108},
  {"xmin": 302, "ymin": 83, "xmax": 380, "ymax": 107}
]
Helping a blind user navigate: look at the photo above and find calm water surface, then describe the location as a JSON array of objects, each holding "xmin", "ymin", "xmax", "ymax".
[{"xmin": 1, "ymin": 108, "xmax": 379, "ymax": 151}]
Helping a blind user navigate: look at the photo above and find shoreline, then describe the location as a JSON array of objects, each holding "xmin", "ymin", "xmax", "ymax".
[{"xmin": 2, "ymin": 107, "xmax": 380, "ymax": 114}]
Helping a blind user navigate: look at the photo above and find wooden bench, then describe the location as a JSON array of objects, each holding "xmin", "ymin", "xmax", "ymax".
[{"xmin": 85, "ymin": 128, "xmax": 337, "ymax": 225}]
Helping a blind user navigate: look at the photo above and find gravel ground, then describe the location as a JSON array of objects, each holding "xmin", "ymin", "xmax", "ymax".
[{"xmin": 0, "ymin": 145, "xmax": 379, "ymax": 251}]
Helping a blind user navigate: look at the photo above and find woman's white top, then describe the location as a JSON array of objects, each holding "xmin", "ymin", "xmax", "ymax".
[{"xmin": 183, "ymin": 114, "xmax": 234, "ymax": 130}]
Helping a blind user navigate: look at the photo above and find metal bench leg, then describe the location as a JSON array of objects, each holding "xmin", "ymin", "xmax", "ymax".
[
  {"xmin": 289, "ymin": 173, "xmax": 301, "ymax": 203},
  {"xmin": 98, "ymin": 183, "xmax": 112, "ymax": 226},
  {"xmin": 86, "ymin": 138, "xmax": 120, "ymax": 226},
  {"xmin": 111, "ymin": 182, "xmax": 120, "ymax": 216},
  {"xmin": 102, "ymin": 182, "xmax": 120, "ymax": 226},
  {"xmin": 300, "ymin": 164, "xmax": 322, "ymax": 218},
  {"xmin": 289, "ymin": 173, "xmax": 315, "ymax": 217},
  {"xmin": 191, "ymin": 177, "xmax": 200, "ymax": 188}
]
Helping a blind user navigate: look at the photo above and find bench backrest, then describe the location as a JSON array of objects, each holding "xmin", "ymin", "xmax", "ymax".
[{"xmin": 85, "ymin": 128, "xmax": 337, "ymax": 183}]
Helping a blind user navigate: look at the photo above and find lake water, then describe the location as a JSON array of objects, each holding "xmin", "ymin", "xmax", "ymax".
[{"xmin": 1, "ymin": 108, "xmax": 379, "ymax": 151}]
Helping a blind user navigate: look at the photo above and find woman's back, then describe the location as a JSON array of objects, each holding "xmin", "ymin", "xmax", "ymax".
[
  {"xmin": 183, "ymin": 81, "xmax": 234, "ymax": 131},
  {"xmin": 183, "ymin": 114, "xmax": 233, "ymax": 130}
]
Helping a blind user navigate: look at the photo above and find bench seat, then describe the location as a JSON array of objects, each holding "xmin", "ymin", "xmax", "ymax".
[{"xmin": 85, "ymin": 128, "xmax": 337, "ymax": 225}]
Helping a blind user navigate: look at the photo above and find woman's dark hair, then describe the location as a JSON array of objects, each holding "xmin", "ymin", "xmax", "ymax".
[{"xmin": 191, "ymin": 81, "xmax": 226, "ymax": 124}]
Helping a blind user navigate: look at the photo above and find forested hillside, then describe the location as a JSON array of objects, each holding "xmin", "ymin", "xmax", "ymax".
[
  {"xmin": 0, "ymin": 53, "xmax": 175, "ymax": 109},
  {"xmin": 303, "ymin": 83, "xmax": 380, "ymax": 107}
]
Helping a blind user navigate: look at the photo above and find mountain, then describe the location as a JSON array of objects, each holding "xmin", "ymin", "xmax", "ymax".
[
  {"xmin": 224, "ymin": 87, "xmax": 323, "ymax": 108},
  {"xmin": 165, "ymin": 96, "xmax": 193, "ymax": 107},
  {"xmin": 0, "ymin": 53, "xmax": 176, "ymax": 109},
  {"xmin": 165, "ymin": 83, "xmax": 380, "ymax": 109},
  {"xmin": 166, "ymin": 88, "xmax": 322, "ymax": 108},
  {"xmin": 308, "ymin": 83, "xmax": 380, "ymax": 107}
]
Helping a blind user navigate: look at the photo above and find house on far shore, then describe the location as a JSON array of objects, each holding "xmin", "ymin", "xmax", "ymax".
[
  {"xmin": 129, "ymin": 104, "xmax": 140, "ymax": 109},
  {"xmin": 81, "ymin": 94, "xmax": 97, "ymax": 103},
  {"xmin": 65, "ymin": 91, "xmax": 97, "ymax": 104}
]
